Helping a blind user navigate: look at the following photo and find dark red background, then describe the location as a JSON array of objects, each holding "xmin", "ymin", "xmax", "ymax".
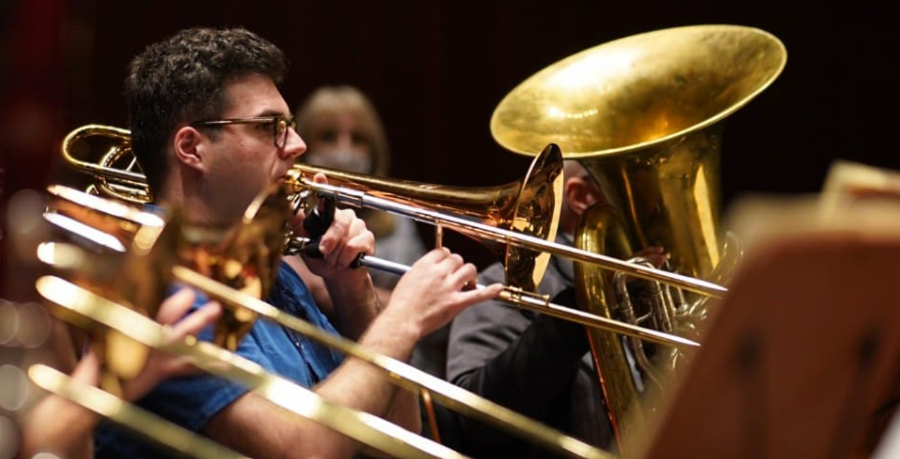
[{"xmin": 2, "ymin": 1, "xmax": 896, "ymax": 295}]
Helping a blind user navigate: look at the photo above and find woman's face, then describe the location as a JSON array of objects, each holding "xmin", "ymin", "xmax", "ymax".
[{"xmin": 303, "ymin": 113, "xmax": 374, "ymax": 174}]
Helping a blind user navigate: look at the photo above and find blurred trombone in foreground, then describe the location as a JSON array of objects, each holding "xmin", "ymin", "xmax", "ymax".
[
  {"xmin": 27, "ymin": 364, "xmax": 250, "ymax": 459},
  {"xmin": 34, "ymin": 274, "xmax": 472, "ymax": 459}
]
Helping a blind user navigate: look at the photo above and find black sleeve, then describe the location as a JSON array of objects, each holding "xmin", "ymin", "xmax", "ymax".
[{"xmin": 447, "ymin": 266, "xmax": 589, "ymax": 458}]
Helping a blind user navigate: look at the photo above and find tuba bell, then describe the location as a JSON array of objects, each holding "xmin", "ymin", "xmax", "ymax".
[{"xmin": 491, "ymin": 24, "xmax": 787, "ymax": 452}]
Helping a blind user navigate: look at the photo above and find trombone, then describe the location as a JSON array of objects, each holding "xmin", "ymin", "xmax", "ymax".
[
  {"xmin": 286, "ymin": 168, "xmax": 726, "ymax": 298},
  {"xmin": 62, "ymin": 124, "xmax": 726, "ymax": 297},
  {"xmin": 34, "ymin": 275, "xmax": 471, "ymax": 459},
  {"xmin": 28, "ymin": 364, "xmax": 251, "ymax": 459},
  {"xmin": 47, "ymin": 182, "xmax": 697, "ymax": 349}
]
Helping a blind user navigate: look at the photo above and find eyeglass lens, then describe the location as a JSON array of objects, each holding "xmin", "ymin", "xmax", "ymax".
[{"xmin": 275, "ymin": 118, "xmax": 294, "ymax": 149}]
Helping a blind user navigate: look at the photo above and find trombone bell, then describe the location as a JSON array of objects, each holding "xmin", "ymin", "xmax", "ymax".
[{"xmin": 286, "ymin": 144, "xmax": 563, "ymax": 291}]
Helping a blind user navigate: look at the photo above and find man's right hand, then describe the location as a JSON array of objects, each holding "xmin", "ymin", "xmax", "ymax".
[{"xmin": 385, "ymin": 248, "xmax": 503, "ymax": 339}]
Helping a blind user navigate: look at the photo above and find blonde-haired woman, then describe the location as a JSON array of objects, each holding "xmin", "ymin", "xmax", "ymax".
[{"xmin": 288, "ymin": 86, "xmax": 426, "ymax": 319}]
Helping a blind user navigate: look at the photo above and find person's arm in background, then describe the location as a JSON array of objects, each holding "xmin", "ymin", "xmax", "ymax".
[
  {"xmin": 446, "ymin": 263, "xmax": 589, "ymax": 456},
  {"xmin": 17, "ymin": 289, "xmax": 221, "ymax": 459}
]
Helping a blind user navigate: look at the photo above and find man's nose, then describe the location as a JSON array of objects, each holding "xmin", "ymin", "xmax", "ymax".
[{"xmin": 282, "ymin": 128, "xmax": 306, "ymax": 160}]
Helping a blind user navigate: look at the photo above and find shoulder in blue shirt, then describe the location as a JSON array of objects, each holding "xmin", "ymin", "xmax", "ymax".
[{"xmin": 95, "ymin": 260, "xmax": 344, "ymax": 458}]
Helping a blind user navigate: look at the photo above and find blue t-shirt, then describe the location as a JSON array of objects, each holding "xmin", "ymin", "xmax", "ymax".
[{"xmin": 95, "ymin": 261, "xmax": 344, "ymax": 458}]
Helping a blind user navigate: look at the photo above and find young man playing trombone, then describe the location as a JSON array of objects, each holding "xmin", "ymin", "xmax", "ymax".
[{"xmin": 96, "ymin": 27, "xmax": 502, "ymax": 459}]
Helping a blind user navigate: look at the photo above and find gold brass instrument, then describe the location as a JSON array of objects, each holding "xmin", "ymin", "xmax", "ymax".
[
  {"xmin": 291, "ymin": 146, "xmax": 564, "ymax": 292},
  {"xmin": 285, "ymin": 169, "xmax": 725, "ymax": 297},
  {"xmin": 62, "ymin": 124, "xmax": 151, "ymax": 203},
  {"xmin": 40, "ymin": 186, "xmax": 178, "ymax": 397},
  {"xmin": 44, "ymin": 183, "xmax": 284, "ymax": 351},
  {"xmin": 491, "ymin": 24, "xmax": 787, "ymax": 451},
  {"xmin": 28, "ymin": 364, "xmax": 250, "ymax": 459},
  {"xmin": 39, "ymin": 185, "xmax": 616, "ymax": 459},
  {"xmin": 46, "ymin": 182, "xmax": 696, "ymax": 350},
  {"xmin": 34, "ymin": 275, "xmax": 472, "ymax": 459}
]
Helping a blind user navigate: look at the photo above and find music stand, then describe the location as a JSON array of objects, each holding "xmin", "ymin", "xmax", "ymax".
[{"xmin": 639, "ymin": 198, "xmax": 900, "ymax": 459}]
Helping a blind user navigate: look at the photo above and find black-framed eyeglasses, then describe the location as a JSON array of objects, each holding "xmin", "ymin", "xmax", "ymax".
[{"xmin": 191, "ymin": 115, "xmax": 298, "ymax": 149}]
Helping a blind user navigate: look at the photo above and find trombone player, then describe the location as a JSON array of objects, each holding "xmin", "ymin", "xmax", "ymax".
[
  {"xmin": 96, "ymin": 27, "xmax": 502, "ymax": 459},
  {"xmin": 446, "ymin": 161, "xmax": 663, "ymax": 457}
]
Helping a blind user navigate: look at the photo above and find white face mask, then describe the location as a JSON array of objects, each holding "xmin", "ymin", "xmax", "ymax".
[{"xmin": 303, "ymin": 149, "xmax": 374, "ymax": 174}]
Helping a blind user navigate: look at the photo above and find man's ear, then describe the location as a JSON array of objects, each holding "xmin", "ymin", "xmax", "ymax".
[
  {"xmin": 172, "ymin": 126, "xmax": 206, "ymax": 172},
  {"xmin": 564, "ymin": 176, "xmax": 603, "ymax": 217}
]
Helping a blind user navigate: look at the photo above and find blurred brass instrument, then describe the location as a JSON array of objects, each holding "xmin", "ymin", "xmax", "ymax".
[
  {"xmin": 44, "ymin": 183, "xmax": 285, "ymax": 351},
  {"xmin": 33, "ymin": 275, "xmax": 471, "ymax": 459},
  {"xmin": 40, "ymin": 187, "xmax": 178, "ymax": 397},
  {"xmin": 40, "ymin": 185, "xmax": 615, "ymax": 459},
  {"xmin": 28, "ymin": 364, "xmax": 250, "ymax": 459},
  {"xmin": 491, "ymin": 24, "xmax": 787, "ymax": 451}
]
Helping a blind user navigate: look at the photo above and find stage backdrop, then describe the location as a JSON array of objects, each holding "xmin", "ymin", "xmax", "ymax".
[{"xmin": 2, "ymin": 0, "xmax": 896, "ymax": 270}]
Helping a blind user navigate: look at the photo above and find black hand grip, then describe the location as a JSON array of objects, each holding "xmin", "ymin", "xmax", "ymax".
[
  {"xmin": 301, "ymin": 195, "xmax": 336, "ymax": 259},
  {"xmin": 349, "ymin": 253, "xmax": 366, "ymax": 269}
]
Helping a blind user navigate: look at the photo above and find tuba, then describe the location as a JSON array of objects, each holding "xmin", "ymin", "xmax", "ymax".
[{"xmin": 491, "ymin": 25, "xmax": 787, "ymax": 451}]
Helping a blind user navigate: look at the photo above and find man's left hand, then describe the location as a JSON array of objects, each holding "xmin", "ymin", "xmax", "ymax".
[{"xmin": 294, "ymin": 173, "xmax": 375, "ymax": 283}]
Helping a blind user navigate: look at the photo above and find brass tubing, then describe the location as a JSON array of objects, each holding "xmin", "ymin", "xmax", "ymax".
[
  {"xmin": 293, "ymin": 179, "xmax": 726, "ymax": 298},
  {"xmin": 28, "ymin": 365, "xmax": 251, "ymax": 459},
  {"xmin": 315, "ymin": 248, "xmax": 699, "ymax": 349},
  {"xmin": 35, "ymin": 275, "xmax": 471, "ymax": 459},
  {"xmin": 172, "ymin": 266, "xmax": 615, "ymax": 459}
]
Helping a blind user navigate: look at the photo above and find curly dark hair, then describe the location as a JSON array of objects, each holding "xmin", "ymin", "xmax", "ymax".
[{"xmin": 125, "ymin": 27, "xmax": 287, "ymax": 198}]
